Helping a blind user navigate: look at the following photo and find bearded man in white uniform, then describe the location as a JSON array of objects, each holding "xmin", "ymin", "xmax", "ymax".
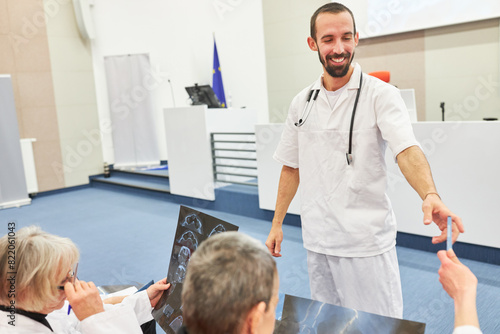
[{"xmin": 265, "ymin": 2, "xmax": 464, "ymax": 318}]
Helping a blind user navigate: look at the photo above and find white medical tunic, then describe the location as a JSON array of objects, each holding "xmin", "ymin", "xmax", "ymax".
[{"xmin": 274, "ymin": 63, "xmax": 419, "ymax": 257}]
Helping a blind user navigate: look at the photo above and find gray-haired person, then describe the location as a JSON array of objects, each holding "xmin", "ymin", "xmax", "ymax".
[
  {"xmin": 0, "ymin": 226, "xmax": 170, "ymax": 334},
  {"xmin": 179, "ymin": 232, "xmax": 279, "ymax": 334}
]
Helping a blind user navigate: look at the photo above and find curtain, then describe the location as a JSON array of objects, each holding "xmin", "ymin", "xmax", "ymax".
[{"xmin": 104, "ymin": 54, "xmax": 160, "ymax": 168}]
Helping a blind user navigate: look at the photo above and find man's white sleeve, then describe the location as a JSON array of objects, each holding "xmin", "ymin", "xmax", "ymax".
[
  {"xmin": 273, "ymin": 95, "xmax": 300, "ymax": 168},
  {"xmin": 80, "ymin": 290, "xmax": 153, "ymax": 334},
  {"xmin": 374, "ymin": 83, "xmax": 420, "ymax": 161}
]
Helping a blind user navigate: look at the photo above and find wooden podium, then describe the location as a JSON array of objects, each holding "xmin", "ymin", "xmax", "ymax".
[{"xmin": 163, "ymin": 106, "xmax": 257, "ymax": 201}]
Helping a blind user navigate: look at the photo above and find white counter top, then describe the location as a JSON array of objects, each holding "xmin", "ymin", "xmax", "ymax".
[{"xmin": 256, "ymin": 121, "xmax": 500, "ymax": 248}]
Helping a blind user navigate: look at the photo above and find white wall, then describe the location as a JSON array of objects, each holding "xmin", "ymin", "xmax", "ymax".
[
  {"xmin": 45, "ymin": 0, "xmax": 103, "ymax": 187},
  {"xmin": 263, "ymin": 1, "xmax": 326, "ymax": 123},
  {"xmin": 263, "ymin": 1, "xmax": 500, "ymax": 124},
  {"xmin": 89, "ymin": 0, "xmax": 269, "ymax": 163},
  {"xmin": 424, "ymin": 19, "xmax": 500, "ymax": 122},
  {"xmin": 339, "ymin": 0, "xmax": 500, "ymax": 39}
]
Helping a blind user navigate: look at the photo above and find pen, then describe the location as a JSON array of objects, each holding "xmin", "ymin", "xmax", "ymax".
[
  {"xmin": 67, "ymin": 263, "xmax": 78, "ymax": 316},
  {"xmin": 446, "ymin": 216, "xmax": 452, "ymax": 251}
]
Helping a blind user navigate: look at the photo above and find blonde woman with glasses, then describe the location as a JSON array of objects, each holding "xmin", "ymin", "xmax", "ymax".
[{"xmin": 0, "ymin": 226, "xmax": 169, "ymax": 334}]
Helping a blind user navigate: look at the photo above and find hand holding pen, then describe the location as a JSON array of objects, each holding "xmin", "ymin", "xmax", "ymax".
[
  {"xmin": 57, "ymin": 263, "xmax": 78, "ymax": 315},
  {"xmin": 64, "ymin": 279, "xmax": 105, "ymax": 321},
  {"xmin": 422, "ymin": 193, "xmax": 464, "ymax": 244}
]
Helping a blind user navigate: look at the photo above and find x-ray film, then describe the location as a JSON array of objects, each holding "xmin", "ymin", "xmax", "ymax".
[
  {"xmin": 274, "ymin": 295, "xmax": 426, "ymax": 334},
  {"xmin": 152, "ymin": 205, "xmax": 238, "ymax": 333}
]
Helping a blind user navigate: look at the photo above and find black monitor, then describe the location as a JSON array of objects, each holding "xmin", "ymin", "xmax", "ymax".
[{"xmin": 185, "ymin": 84, "xmax": 222, "ymax": 108}]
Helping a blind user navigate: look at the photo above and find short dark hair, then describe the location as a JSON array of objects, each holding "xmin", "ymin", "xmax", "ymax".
[{"xmin": 310, "ymin": 2, "xmax": 357, "ymax": 40}]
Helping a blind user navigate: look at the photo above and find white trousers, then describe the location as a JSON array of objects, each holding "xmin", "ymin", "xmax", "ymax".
[{"xmin": 307, "ymin": 246, "xmax": 403, "ymax": 318}]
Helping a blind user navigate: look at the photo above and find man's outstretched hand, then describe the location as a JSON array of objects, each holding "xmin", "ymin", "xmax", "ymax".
[{"xmin": 422, "ymin": 193, "xmax": 464, "ymax": 244}]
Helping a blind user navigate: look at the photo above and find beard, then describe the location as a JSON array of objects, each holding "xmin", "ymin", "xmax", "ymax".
[{"xmin": 318, "ymin": 51, "xmax": 355, "ymax": 78}]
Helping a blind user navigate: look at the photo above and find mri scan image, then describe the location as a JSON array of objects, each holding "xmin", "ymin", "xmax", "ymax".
[
  {"xmin": 177, "ymin": 230, "xmax": 199, "ymax": 250},
  {"xmin": 169, "ymin": 316, "xmax": 183, "ymax": 332},
  {"xmin": 276, "ymin": 294, "xmax": 426, "ymax": 334},
  {"xmin": 152, "ymin": 206, "xmax": 239, "ymax": 334},
  {"xmin": 209, "ymin": 224, "xmax": 226, "ymax": 237},
  {"xmin": 163, "ymin": 304, "xmax": 174, "ymax": 318},
  {"xmin": 174, "ymin": 264, "xmax": 186, "ymax": 283},
  {"xmin": 177, "ymin": 245, "xmax": 191, "ymax": 266},
  {"xmin": 181, "ymin": 214, "xmax": 203, "ymax": 234}
]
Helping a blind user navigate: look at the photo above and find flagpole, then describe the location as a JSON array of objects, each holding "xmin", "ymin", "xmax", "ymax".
[{"xmin": 212, "ymin": 33, "xmax": 226, "ymax": 108}]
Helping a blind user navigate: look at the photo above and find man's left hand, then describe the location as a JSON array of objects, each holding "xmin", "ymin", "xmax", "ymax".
[{"xmin": 422, "ymin": 193, "xmax": 464, "ymax": 244}]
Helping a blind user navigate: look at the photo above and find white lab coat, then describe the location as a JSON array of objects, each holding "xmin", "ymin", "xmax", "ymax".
[
  {"xmin": 0, "ymin": 290, "xmax": 153, "ymax": 334},
  {"xmin": 274, "ymin": 63, "xmax": 419, "ymax": 257},
  {"xmin": 307, "ymin": 247, "xmax": 403, "ymax": 318}
]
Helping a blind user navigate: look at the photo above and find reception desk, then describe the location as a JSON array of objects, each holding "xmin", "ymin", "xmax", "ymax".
[{"xmin": 256, "ymin": 121, "xmax": 500, "ymax": 249}]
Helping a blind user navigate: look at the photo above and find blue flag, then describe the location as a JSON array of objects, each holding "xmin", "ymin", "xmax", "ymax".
[{"xmin": 212, "ymin": 39, "xmax": 226, "ymax": 107}]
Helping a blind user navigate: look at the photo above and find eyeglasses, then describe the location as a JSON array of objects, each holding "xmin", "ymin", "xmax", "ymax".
[{"xmin": 57, "ymin": 263, "xmax": 78, "ymax": 291}]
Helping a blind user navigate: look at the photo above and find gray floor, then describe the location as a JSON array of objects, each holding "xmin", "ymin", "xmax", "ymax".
[{"xmin": 1, "ymin": 187, "xmax": 499, "ymax": 333}]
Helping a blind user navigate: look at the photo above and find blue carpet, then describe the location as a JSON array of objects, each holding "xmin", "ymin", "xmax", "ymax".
[{"xmin": 1, "ymin": 187, "xmax": 499, "ymax": 333}]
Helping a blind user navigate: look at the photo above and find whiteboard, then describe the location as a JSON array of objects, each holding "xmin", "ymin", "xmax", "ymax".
[
  {"xmin": 0, "ymin": 75, "xmax": 31, "ymax": 209},
  {"xmin": 339, "ymin": 0, "xmax": 500, "ymax": 38}
]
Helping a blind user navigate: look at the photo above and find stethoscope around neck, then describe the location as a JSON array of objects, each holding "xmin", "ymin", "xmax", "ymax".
[{"xmin": 295, "ymin": 72, "xmax": 363, "ymax": 166}]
